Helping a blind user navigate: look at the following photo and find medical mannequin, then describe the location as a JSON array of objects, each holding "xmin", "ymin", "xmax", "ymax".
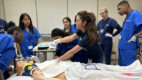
[
  {"xmin": 16, "ymin": 61, "xmax": 66, "ymax": 80},
  {"xmin": 15, "ymin": 59, "xmax": 142, "ymax": 80}
]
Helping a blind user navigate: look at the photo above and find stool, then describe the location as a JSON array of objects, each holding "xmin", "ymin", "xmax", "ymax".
[{"xmin": 111, "ymin": 50, "xmax": 117, "ymax": 65}]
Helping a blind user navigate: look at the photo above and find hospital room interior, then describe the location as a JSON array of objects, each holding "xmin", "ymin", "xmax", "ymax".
[{"xmin": 0, "ymin": 0, "xmax": 142, "ymax": 80}]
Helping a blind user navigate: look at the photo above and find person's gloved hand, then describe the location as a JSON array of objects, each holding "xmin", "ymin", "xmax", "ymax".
[
  {"xmin": 128, "ymin": 35, "xmax": 136, "ymax": 42},
  {"xmin": 105, "ymin": 33, "xmax": 112, "ymax": 37},
  {"xmin": 51, "ymin": 39, "xmax": 61, "ymax": 46}
]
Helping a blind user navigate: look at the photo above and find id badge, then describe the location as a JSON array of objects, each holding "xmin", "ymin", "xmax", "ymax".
[
  {"xmin": 28, "ymin": 45, "xmax": 33, "ymax": 49},
  {"xmin": 100, "ymin": 29, "xmax": 104, "ymax": 33}
]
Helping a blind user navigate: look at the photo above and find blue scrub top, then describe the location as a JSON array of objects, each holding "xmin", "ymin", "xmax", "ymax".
[
  {"xmin": 71, "ymin": 24, "xmax": 79, "ymax": 33},
  {"xmin": 118, "ymin": 10, "xmax": 142, "ymax": 49},
  {"xmin": 62, "ymin": 24, "xmax": 79, "ymax": 33},
  {"xmin": 71, "ymin": 24, "xmax": 80, "ymax": 41},
  {"xmin": 0, "ymin": 19, "xmax": 7, "ymax": 33},
  {"xmin": 0, "ymin": 33, "xmax": 15, "ymax": 72},
  {"xmin": 20, "ymin": 27, "xmax": 41, "ymax": 57},
  {"xmin": 97, "ymin": 17, "xmax": 121, "ymax": 40},
  {"xmin": 76, "ymin": 30, "xmax": 103, "ymax": 58}
]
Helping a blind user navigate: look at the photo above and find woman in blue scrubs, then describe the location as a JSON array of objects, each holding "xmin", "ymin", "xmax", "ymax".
[
  {"xmin": 63, "ymin": 17, "xmax": 78, "ymax": 33},
  {"xmin": 63, "ymin": 17, "xmax": 72, "ymax": 33},
  {"xmin": 117, "ymin": 1, "xmax": 142, "ymax": 66},
  {"xmin": 52, "ymin": 11, "xmax": 103, "ymax": 63},
  {"xmin": 97, "ymin": 8, "xmax": 121, "ymax": 64},
  {"xmin": 18, "ymin": 13, "xmax": 41, "ymax": 58},
  {"xmin": 51, "ymin": 28, "xmax": 88, "ymax": 63}
]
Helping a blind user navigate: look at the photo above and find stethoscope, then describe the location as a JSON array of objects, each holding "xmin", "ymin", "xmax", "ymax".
[{"xmin": 85, "ymin": 63, "xmax": 100, "ymax": 70}]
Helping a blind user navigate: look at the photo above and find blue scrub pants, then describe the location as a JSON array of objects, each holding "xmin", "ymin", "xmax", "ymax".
[
  {"xmin": 101, "ymin": 38, "xmax": 112, "ymax": 64},
  {"xmin": 119, "ymin": 48, "xmax": 137, "ymax": 66}
]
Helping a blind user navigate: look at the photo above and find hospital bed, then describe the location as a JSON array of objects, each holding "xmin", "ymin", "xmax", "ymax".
[{"xmin": 7, "ymin": 60, "xmax": 142, "ymax": 80}]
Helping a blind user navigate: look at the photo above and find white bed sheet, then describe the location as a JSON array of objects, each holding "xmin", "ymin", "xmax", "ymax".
[
  {"xmin": 7, "ymin": 60, "xmax": 142, "ymax": 80},
  {"xmin": 36, "ymin": 60, "xmax": 142, "ymax": 80},
  {"xmin": 67, "ymin": 60, "xmax": 142, "ymax": 80},
  {"xmin": 7, "ymin": 74, "xmax": 33, "ymax": 80}
]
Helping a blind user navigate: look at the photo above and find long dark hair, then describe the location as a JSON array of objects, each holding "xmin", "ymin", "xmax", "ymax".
[
  {"xmin": 77, "ymin": 11, "xmax": 101, "ymax": 45},
  {"xmin": 19, "ymin": 13, "xmax": 34, "ymax": 34},
  {"xmin": 63, "ymin": 17, "xmax": 72, "ymax": 33}
]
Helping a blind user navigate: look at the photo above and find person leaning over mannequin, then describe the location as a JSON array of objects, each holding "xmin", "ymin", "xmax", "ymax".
[
  {"xmin": 51, "ymin": 28, "xmax": 88, "ymax": 63},
  {"xmin": 0, "ymin": 27, "xmax": 23, "ymax": 79},
  {"xmin": 51, "ymin": 11, "xmax": 103, "ymax": 63}
]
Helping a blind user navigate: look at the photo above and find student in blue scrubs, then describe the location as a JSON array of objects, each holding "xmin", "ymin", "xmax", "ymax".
[
  {"xmin": 52, "ymin": 11, "xmax": 103, "ymax": 63},
  {"xmin": 117, "ymin": 1, "xmax": 142, "ymax": 66},
  {"xmin": 0, "ymin": 27, "xmax": 23, "ymax": 74},
  {"xmin": 51, "ymin": 28, "xmax": 88, "ymax": 63},
  {"xmin": 18, "ymin": 13, "xmax": 41, "ymax": 58},
  {"xmin": 63, "ymin": 17, "xmax": 78, "ymax": 33},
  {"xmin": 63, "ymin": 17, "xmax": 72, "ymax": 33},
  {"xmin": 0, "ymin": 19, "xmax": 10, "ymax": 79},
  {"xmin": 63, "ymin": 16, "xmax": 81, "ymax": 43},
  {"xmin": 97, "ymin": 8, "xmax": 121, "ymax": 64}
]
